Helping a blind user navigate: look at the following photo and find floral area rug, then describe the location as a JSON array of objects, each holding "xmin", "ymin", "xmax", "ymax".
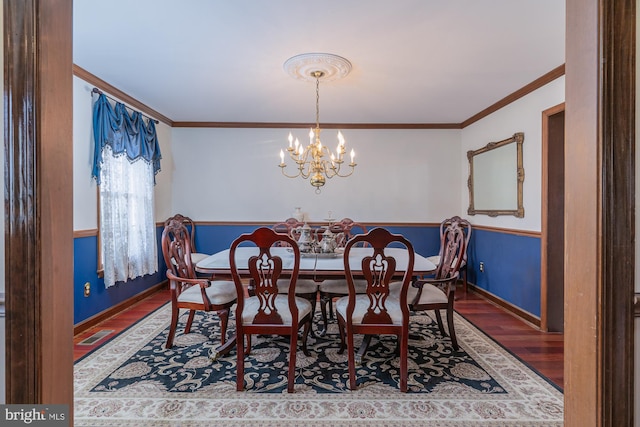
[{"xmin": 74, "ymin": 303, "xmax": 563, "ymax": 426}]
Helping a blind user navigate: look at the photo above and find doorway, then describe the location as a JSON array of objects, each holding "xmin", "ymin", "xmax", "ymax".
[{"xmin": 541, "ymin": 103, "xmax": 565, "ymax": 332}]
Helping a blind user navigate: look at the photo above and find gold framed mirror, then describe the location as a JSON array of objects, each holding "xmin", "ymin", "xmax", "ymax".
[{"xmin": 467, "ymin": 132, "xmax": 524, "ymax": 217}]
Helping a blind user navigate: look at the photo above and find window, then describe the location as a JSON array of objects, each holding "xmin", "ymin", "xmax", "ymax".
[{"xmin": 92, "ymin": 93, "xmax": 162, "ymax": 288}]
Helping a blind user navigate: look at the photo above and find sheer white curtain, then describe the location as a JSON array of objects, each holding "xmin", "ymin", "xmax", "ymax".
[
  {"xmin": 99, "ymin": 146, "xmax": 158, "ymax": 288},
  {"xmin": 92, "ymin": 93, "xmax": 162, "ymax": 288}
]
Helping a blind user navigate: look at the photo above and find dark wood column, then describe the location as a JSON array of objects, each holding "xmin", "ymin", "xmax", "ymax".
[
  {"xmin": 600, "ymin": 0, "xmax": 635, "ymax": 424},
  {"xmin": 4, "ymin": 0, "xmax": 74, "ymax": 410},
  {"xmin": 565, "ymin": 0, "xmax": 635, "ymax": 425}
]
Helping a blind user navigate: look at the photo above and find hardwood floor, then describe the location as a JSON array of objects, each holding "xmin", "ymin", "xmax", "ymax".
[
  {"xmin": 73, "ymin": 290, "xmax": 169, "ymax": 361},
  {"xmin": 454, "ymin": 289, "xmax": 564, "ymax": 388},
  {"xmin": 73, "ymin": 286, "xmax": 564, "ymax": 389}
]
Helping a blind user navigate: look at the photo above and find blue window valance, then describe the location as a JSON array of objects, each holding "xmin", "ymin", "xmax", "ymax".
[{"xmin": 91, "ymin": 93, "xmax": 162, "ymax": 184}]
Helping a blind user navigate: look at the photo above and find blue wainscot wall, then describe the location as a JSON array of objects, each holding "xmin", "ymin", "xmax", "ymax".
[
  {"xmin": 73, "ymin": 228, "xmax": 166, "ymax": 325},
  {"xmin": 73, "ymin": 223, "xmax": 541, "ymax": 325},
  {"xmin": 465, "ymin": 228, "xmax": 542, "ymax": 318}
]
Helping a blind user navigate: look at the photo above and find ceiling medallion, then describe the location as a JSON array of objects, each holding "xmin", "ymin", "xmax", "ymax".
[{"xmin": 283, "ymin": 53, "xmax": 352, "ymax": 82}]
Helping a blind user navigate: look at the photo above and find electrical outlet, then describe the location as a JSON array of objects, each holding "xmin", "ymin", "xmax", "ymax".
[
  {"xmin": 84, "ymin": 282, "xmax": 91, "ymax": 297},
  {"xmin": 479, "ymin": 262, "xmax": 484, "ymax": 273}
]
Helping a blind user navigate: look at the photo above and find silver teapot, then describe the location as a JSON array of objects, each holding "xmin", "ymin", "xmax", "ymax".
[
  {"xmin": 320, "ymin": 228, "xmax": 337, "ymax": 253},
  {"xmin": 296, "ymin": 223, "xmax": 314, "ymax": 253}
]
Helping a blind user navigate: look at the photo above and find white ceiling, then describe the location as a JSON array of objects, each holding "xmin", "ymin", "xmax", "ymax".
[{"xmin": 73, "ymin": 0, "xmax": 565, "ymax": 125}]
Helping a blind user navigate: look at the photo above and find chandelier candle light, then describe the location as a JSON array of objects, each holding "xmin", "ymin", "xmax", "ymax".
[{"xmin": 279, "ymin": 53, "xmax": 356, "ymax": 193}]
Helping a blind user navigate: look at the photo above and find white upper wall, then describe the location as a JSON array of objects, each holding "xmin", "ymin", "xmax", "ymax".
[
  {"xmin": 169, "ymin": 128, "xmax": 462, "ymax": 223},
  {"xmin": 72, "ymin": 76, "xmax": 174, "ymax": 231},
  {"xmin": 461, "ymin": 76, "xmax": 565, "ymax": 232},
  {"xmin": 73, "ymin": 73, "xmax": 565, "ymax": 230}
]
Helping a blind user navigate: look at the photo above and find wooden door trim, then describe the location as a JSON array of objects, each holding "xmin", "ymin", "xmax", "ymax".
[
  {"xmin": 565, "ymin": 0, "xmax": 635, "ymax": 425},
  {"xmin": 599, "ymin": 0, "xmax": 635, "ymax": 423},
  {"xmin": 4, "ymin": 0, "xmax": 74, "ymax": 409},
  {"xmin": 540, "ymin": 102, "xmax": 565, "ymax": 332}
]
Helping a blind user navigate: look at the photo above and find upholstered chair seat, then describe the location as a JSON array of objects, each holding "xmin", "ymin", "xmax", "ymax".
[
  {"xmin": 277, "ymin": 279, "xmax": 319, "ymax": 295},
  {"xmin": 336, "ymin": 294, "xmax": 404, "ymax": 325},
  {"xmin": 319, "ymin": 279, "xmax": 367, "ymax": 295},
  {"xmin": 390, "ymin": 281, "xmax": 448, "ymax": 306},
  {"xmin": 241, "ymin": 295, "xmax": 312, "ymax": 325},
  {"xmin": 190, "ymin": 252, "xmax": 210, "ymax": 266},
  {"xmin": 177, "ymin": 280, "xmax": 237, "ymax": 305}
]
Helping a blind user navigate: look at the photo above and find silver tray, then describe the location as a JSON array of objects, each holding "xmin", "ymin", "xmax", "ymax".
[{"xmin": 300, "ymin": 251, "xmax": 339, "ymax": 258}]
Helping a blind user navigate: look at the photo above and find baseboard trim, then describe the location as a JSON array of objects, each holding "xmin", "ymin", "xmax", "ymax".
[
  {"xmin": 467, "ymin": 283, "xmax": 541, "ymax": 329},
  {"xmin": 74, "ymin": 281, "xmax": 168, "ymax": 336}
]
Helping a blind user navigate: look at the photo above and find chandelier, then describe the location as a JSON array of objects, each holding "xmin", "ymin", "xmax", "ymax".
[{"xmin": 279, "ymin": 53, "xmax": 356, "ymax": 192}]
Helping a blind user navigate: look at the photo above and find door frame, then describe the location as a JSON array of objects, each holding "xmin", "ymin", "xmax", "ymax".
[
  {"xmin": 4, "ymin": 0, "xmax": 74, "ymax": 407},
  {"xmin": 541, "ymin": 102, "xmax": 565, "ymax": 332},
  {"xmin": 564, "ymin": 0, "xmax": 635, "ymax": 425}
]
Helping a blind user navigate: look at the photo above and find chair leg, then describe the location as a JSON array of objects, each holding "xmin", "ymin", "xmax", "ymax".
[
  {"xmin": 165, "ymin": 305, "xmax": 179, "ymax": 349},
  {"xmin": 356, "ymin": 335, "xmax": 373, "ymax": 363},
  {"xmin": 434, "ymin": 309, "xmax": 446, "ymax": 335},
  {"xmin": 462, "ymin": 266, "xmax": 468, "ymax": 294},
  {"xmin": 319, "ymin": 295, "xmax": 330, "ymax": 336},
  {"xmin": 247, "ymin": 334, "xmax": 255, "ymax": 355},
  {"xmin": 346, "ymin": 326, "xmax": 357, "ymax": 390},
  {"xmin": 236, "ymin": 332, "xmax": 245, "ymax": 391},
  {"xmin": 184, "ymin": 309, "xmax": 196, "ymax": 334},
  {"xmin": 446, "ymin": 308, "xmax": 459, "ymax": 351},
  {"xmin": 301, "ymin": 316, "xmax": 311, "ymax": 356},
  {"xmin": 399, "ymin": 332, "xmax": 408, "ymax": 392},
  {"xmin": 217, "ymin": 308, "xmax": 230, "ymax": 346},
  {"xmin": 288, "ymin": 331, "xmax": 298, "ymax": 393},
  {"xmin": 307, "ymin": 293, "xmax": 317, "ymax": 338},
  {"xmin": 336, "ymin": 314, "xmax": 347, "ymax": 354}
]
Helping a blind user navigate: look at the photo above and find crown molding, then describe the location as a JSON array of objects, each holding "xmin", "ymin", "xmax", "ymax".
[
  {"xmin": 461, "ymin": 64, "xmax": 565, "ymax": 128},
  {"xmin": 73, "ymin": 63, "xmax": 565, "ymax": 130},
  {"xmin": 73, "ymin": 64, "xmax": 173, "ymax": 126}
]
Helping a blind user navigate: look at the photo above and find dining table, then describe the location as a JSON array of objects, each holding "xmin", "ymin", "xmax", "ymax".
[
  {"xmin": 195, "ymin": 245, "xmax": 437, "ymax": 357},
  {"xmin": 196, "ymin": 246, "xmax": 436, "ymax": 279}
]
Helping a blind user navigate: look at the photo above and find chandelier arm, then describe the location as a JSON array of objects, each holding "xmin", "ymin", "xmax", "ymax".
[
  {"xmin": 280, "ymin": 163, "xmax": 314, "ymax": 179},
  {"xmin": 326, "ymin": 164, "xmax": 356, "ymax": 179},
  {"xmin": 280, "ymin": 166, "xmax": 302, "ymax": 179}
]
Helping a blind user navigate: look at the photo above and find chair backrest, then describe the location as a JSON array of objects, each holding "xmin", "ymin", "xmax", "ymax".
[
  {"xmin": 435, "ymin": 220, "xmax": 466, "ymax": 280},
  {"xmin": 165, "ymin": 214, "xmax": 199, "ymax": 253},
  {"xmin": 439, "ymin": 216, "xmax": 472, "ymax": 263},
  {"xmin": 330, "ymin": 218, "xmax": 368, "ymax": 248},
  {"xmin": 272, "ymin": 217, "xmax": 308, "ymax": 247},
  {"xmin": 343, "ymin": 227, "xmax": 414, "ymax": 325},
  {"xmin": 272, "ymin": 217, "xmax": 305, "ymax": 235},
  {"xmin": 230, "ymin": 227, "xmax": 301, "ymax": 325},
  {"xmin": 161, "ymin": 218, "xmax": 197, "ymax": 279}
]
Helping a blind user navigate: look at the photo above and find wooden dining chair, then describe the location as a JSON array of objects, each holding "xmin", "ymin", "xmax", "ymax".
[
  {"xmin": 335, "ymin": 227, "xmax": 415, "ymax": 392},
  {"xmin": 271, "ymin": 220, "xmax": 321, "ymax": 334},
  {"xmin": 395, "ymin": 218, "xmax": 466, "ymax": 350},
  {"xmin": 229, "ymin": 227, "xmax": 313, "ymax": 393},
  {"xmin": 164, "ymin": 214, "xmax": 210, "ymax": 266},
  {"xmin": 318, "ymin": 218, "xmax": 368, "ymax": 335},
  {"xmin": 161, "ymin": 219, "xmax": 237, "ymax": 349},
  {"xmin": 426, "ymin": 215, "xmax": 472, "ymax": 292}
]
